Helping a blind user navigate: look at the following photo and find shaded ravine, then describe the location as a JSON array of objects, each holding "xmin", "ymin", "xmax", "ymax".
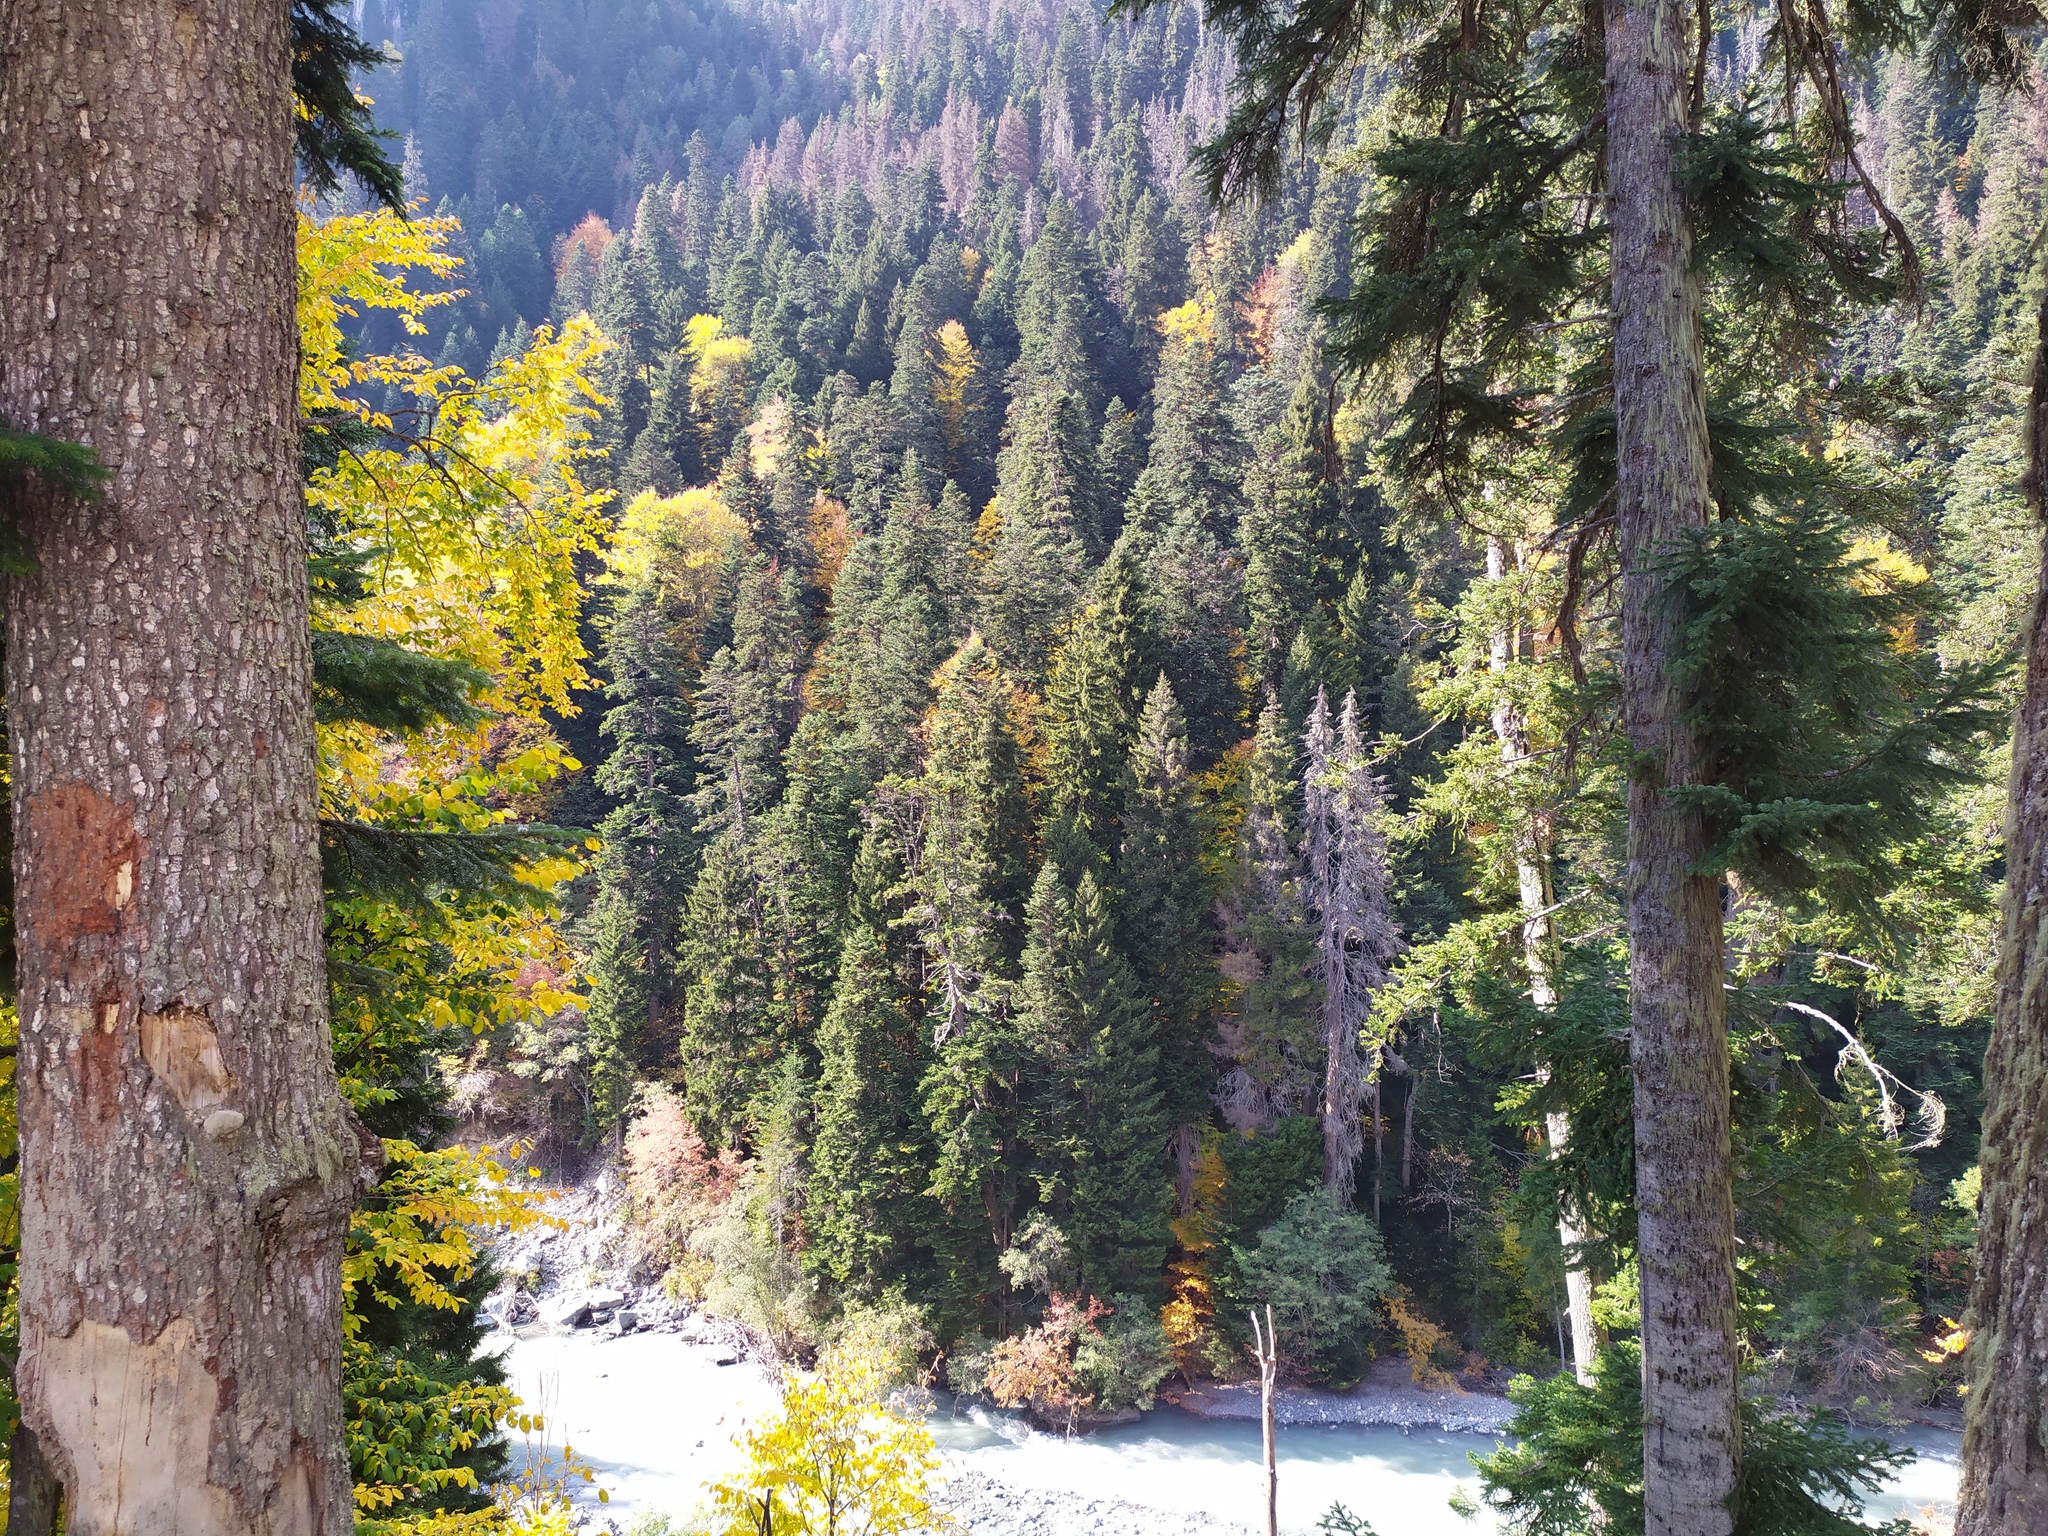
[{"xmin": 498, "ymin": 1333, "xmax": 1959, "ymax": 1534}]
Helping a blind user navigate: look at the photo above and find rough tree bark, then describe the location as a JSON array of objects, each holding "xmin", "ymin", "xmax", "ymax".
[
  {"xmin": 0, "ymin": 2, "xmax": 368, "ymax": 1529},
  {"xmin": 1485, "ymin": 535, "xmax": 1600, "ymax": 1386},
  {"xmin": 1957, "ymin": 277, "xmax": 2048, "ymax": 1536},
  {"xmin": 1604, "ymin": 0, "xmax": 1741, "ymax": 1529}
]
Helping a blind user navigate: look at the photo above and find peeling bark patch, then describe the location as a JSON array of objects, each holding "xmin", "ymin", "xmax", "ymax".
[
  {"xmin": 141, "ymin": 1004, "xmax": 235, "ymax": 1115},
  {"xmin": 22, "ymin": 783, "xmax": 143, "ymax": 948},
  {"xmin": 79, "ymin": 1003, "xmax": 128, "ymax": 1138},
  {"xmin": 38, "ymin": 1315, "xmax": 239, "ymax": 1530}
]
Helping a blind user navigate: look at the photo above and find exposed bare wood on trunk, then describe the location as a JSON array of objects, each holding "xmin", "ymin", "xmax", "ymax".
[
  {"xmin": 0, "ymin": 1, "xmax": 368, "ymax": 1527},
  {"xmin": 1957, "ymin": 277, "xmax": 2048, "ymax": 1536},
  {"xmin": 1486, "ymin": 535, "xmax": 1601, "ymax": 1386},
  {"xmin": 1604, "ymin": 0, "xmax": 1740, "ymax": 1526}
]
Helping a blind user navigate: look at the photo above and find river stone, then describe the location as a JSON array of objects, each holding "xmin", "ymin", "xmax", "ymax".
[
  {"xmin": 615, "ymin": 1309, "xmax": 638, "ymax": 1332},
  {"xmin": 538, "ymin": 1292, "xmax": 592, "ymax": 1330}
]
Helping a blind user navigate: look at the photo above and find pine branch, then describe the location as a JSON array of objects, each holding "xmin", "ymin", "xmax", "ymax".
[
  {"xmin": 292, "ymin": 0, "xmax": 405, "ymax": 210},
  {"xmin": 322, "ymin": 820, "xmax": 578, "ymax": 910},
  {"xmin": 311, "ymin": 630, "xmax": 489, "ymax": 733}
]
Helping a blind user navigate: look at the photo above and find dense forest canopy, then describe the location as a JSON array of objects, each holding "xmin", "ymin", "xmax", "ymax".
[{"xmin": 269, "ymin": 0, "xmax": 2048, "ymax": 1522}]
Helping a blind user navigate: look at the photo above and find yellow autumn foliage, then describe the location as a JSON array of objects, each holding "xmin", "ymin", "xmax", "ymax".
[{"xmin": 706, "ymin": 1343, "xmax": 951, "ymax": 1536}]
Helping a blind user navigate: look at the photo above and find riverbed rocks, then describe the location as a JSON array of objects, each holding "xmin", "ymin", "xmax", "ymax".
[
  {"xmin": 1173, "ymin": 1355, "xmax": 1517, "ymax": 1436},
  {"xmin": 941, "ymin": 1471, "xmax": 1254, "ymax": 1536}
]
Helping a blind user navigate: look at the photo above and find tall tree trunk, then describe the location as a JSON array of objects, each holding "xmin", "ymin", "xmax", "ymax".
[
  {"xmin": 1605, "ymin": 0, "xmax": 1740, "ymax": 1529},
  {"xmin": 0, "ymin": 2, "xmax": 368, "ymax": 1528},
  {"xmin": 1485, "ymin": 536, "xmax": 1601, "ymax": 1386},
  {"xmin": 1956, "ymin": 277, "xmax": 2048, "ymax": 1536}
]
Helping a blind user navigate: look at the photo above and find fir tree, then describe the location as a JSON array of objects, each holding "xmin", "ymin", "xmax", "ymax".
[
  {"xmin": 1138, "ymin": 509, "xmax": 1247, "ymax": 768},
  {"xmin": 1016, "ymin": 864, "xmax": 1171, "ymax": 1300},
  {"xmin": 1117, "ymin": 675, "xmax": 1217, "ymax": 1204},
  {"xmin": 1012, "ymin": 195, "xmax": 1107, "ymax": 413},
  {"xmin": 1042, "ymin": 541, "xmax": 1162, "ymax": 855},
  {"xmin": 906, "ymin": 636, "xmax": 1036, "ymax": 1320},
  {"xmin": 1241, "ymin": 369, "xmax": 1331, "ymax": 690},
  {"xmin": 1097, "ymin": 397, "xmax": 1143, "ymax": 537},
  {"xmin": 807, "ymin": 923, "xmax": 933, "ymax": 1290},
  {"xmin": 979, "ymin": 388, "xmax": 1102, "ymax": 679},
  {"xmin": 689, "ymin": 555, "xmax": 806, "ymax": 838},
  {"xmin": 678, "ymin": 831, "xmax": 779, "ymax": 1149},
  {"xmin": 585, "ymin": 579, "xmax": 698, "ymax": 1129},
  {"xmin": 1127, "ymin": 314, "xmax": 1243, "ymax": 539}
]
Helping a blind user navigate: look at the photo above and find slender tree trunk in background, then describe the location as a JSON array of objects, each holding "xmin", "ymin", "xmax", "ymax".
[
  {"xmin": 1957, "ymin": 279, "xmax": 2048, "ymax": 1536},
  {"xmin": 1253, "ymin": 1305, "xmax": 1279, "ymax": 1536},
  {"xmin": 1486, "ymin": 536, "xmax": 1601, "ymax": 1386},
  {"xmin": 0, "ymin": 2, "xmax": 367, "ymax": 1528},
  {"xmin": 1605, "ymin": 0, "xmax": 1740, "ymax": 1528}
]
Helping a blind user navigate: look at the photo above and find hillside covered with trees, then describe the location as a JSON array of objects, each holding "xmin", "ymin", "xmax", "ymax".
[
  {"xmin": 330, "ymin": 0, "xmax": 2048, "ymax": 1383},
  {"xmin": 17, "ymin": 0, "xmax": 2019, "ymax": 1525}
]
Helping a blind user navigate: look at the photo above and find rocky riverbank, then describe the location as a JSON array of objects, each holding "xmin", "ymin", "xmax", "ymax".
[
  {"xmin": 940, "ymin": 1470, "xmax": 1256, "ymax": 1536},
  {"xmin": 1173, "ymin": 1357, "xmax": 1518, "ymax": 1436}
]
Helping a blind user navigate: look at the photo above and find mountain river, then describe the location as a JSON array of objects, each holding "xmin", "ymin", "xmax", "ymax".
[{"xmin": 499, "ymin": 1333, "xmax": 1958, "ymax": 1534}]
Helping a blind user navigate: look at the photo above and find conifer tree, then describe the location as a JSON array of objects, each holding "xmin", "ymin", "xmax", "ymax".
[
  {"xmin": 1012, "ymin": 195, "xmax": 1107, "ymax": 413},
  {"xmin": 689, "ymin": 555, "xmax": 806, "ymax": 838},
  {"xmin": 1042, "ymin": 543, "xmax": 1163, "ymax": 854},
  {"xmin": 586, "ymin": 579, "xmax": 698, "ymax": 1128},
  {"xmin": 807, "ymin": 923, "xmax": 933, "ymax": 1290},
  {"xmin": 678, "ymin": 831, "xmax": 779, "ymax": 1149},
  {"xmin": 1242, "ymin": 370, "xmax": 1331, "ymax": 689},
  {"xmin": 1216, "ymin": 695, "xmax": 1319, "ymax": 1130},
  {"xmin": 1959, "ymin": 269, "xmax": 2048, "ymax": 1536},
  {"xmin": 980, "ymin": 389, "xmax": 1103, "ymax": 679},
  {"xmin": 905, "ymin": 637, "xmax": 1036, "ymax": 1315},
  {"xmin": 1127, "ymin": 310, "xmax": 1244, "ymax": 538},
  {"xmin": 933, "ymin": 320, "xmax": 997, "ymax": 511},
  {"xmin": 641, "ymin": 350, "xmax": 707, "ymax": 491},
  {"xmin": 764, "ymin": 452, "xmax": 820, "ymax": 583},
  {"xmin": 1097, "ymin": 397, "xmax": 1144, "ymax": 537},
  {"xmin": 1165, "ymin": 0, "xmax": 2027, "ymax": 1513},
  {"xmin": 1118, "ymin": 676, "xmax": 1218, "ymax": 1203},
  {"xmin": 1138, "ymin": 509, "xmax": 1248, "ymax": 767},
  {"xmin": 1015, "ymin": 864, "xmax": 1171, "ymax": 1299},
  {"xmin": 633, "ymin": 178, "xmax": 688, "ymax": 334}
]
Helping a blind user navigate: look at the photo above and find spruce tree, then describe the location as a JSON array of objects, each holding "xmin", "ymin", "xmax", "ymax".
[
  {"xmin": 807, "ymin": 923, "xmax": 933, "ymax": 1290},
  {"xmin": 1166, "ymin": 0, "xmax": 2028, "ymax": 1513},
  {"xmin": 1126, "ymin": 313, "xmax": 1243, "ymax": 539},
  {"xmin": 1015, "ymin": 864, "xmax": 1171, "ymax": 1300},
  {"xmin": 1012, "ymin": 195, "xmax": 1107, "ymax": 413},
  {"xmin": 641, "ymin": 349, "xmax": 707, "ymax": 491},
  {"xmin": 1042, "ymin": 542, "xmax": 1162, "ymax": 855},
  {"xmin": 689, "ymin": 554, "xmax": 806, "ymax": 838},
  {"xmin": 678, "ymin": 831, "xmax": 779, "ymax": 1149},
  {"xmin": 1117, "ymin": 675, "xmax": 1218, "ymax": 1203},
  {"xmin": 1097, "ymin": 397, "xmax": 1143, "ymax": 538},
  {"xmin": 1138, "ymin": 508, "xmax": 1248, "ymax": 768},
  {"xmin": 979, "ymin": 388, "xmax": 1103, "ymax": 680},
  {"xmin": 585, "ymin": 579, "xmax": 698, "ymax": 1128},
  {"xmin": 907, "ymin": 636, "xmax": 1036, "ymax": 1317},
  {"xmin": 1241, "ymin": 368, "xmax": 1331, "ymax": 690}
]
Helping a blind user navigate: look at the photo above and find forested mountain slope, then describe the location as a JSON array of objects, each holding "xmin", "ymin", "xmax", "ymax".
[{"xmin": 339, "ymin": 0, "xmax": 2047, "ymax": 1441}]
